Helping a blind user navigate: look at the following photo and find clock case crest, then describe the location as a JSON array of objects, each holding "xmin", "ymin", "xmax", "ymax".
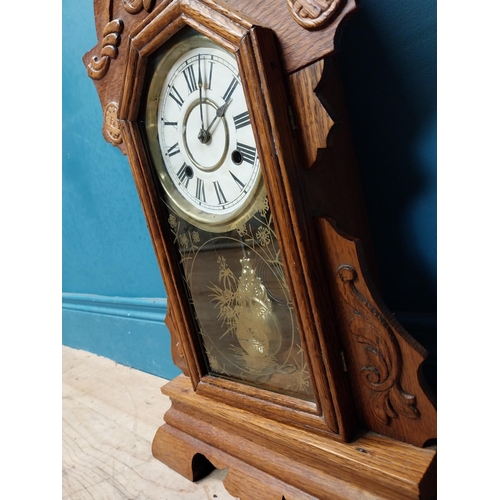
[{"xmin": 83, "ymin": 1, "xmax": 436, "ymax": 498}]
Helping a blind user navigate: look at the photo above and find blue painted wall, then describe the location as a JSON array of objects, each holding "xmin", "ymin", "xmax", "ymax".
[
  {"xmin": 340, "ymin": 1, "xmax": 437, "ymax": 315},
  {"xmin": 62, "ymin": 0, "xmax": 177, "ymax": 379},
  {"xmin": 62, "ymin": 0, "xmax": 436, "ymax": 384}
]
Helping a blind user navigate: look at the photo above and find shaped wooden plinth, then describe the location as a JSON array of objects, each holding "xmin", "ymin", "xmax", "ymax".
[{"xmin": 152, "ymin": 376, "xmax": 436, "ymax": 500}]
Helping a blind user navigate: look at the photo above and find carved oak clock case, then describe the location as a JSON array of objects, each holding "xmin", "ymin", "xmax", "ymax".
[{"xmin": 83, "ymin": 1, "xmax": 437, "ymax": 499}]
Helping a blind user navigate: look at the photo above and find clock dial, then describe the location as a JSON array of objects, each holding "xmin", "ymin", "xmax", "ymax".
[
  {"xmin": 151, "ymin": 38, "xmax": 261, "ymax": 231},
  {"xmin": 145, "ymin": 29, "xmax": 314, "ymax": 401}
]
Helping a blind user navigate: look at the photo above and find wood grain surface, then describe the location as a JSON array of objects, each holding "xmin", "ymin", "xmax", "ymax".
[
  {"xmin": 154, "ymin": 375, "xmax": 436, "ymax": 500},
  {"xmin": 62, "ymin": 345, "xmax": 236, "ymax": 499}
]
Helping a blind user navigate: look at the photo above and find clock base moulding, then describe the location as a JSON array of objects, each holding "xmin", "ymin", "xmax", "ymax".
[{"xmin": 152, "ymin": 375, "xmax": 436, "ymax": 500}]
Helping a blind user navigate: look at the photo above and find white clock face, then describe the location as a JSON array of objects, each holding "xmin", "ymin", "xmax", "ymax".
[{"xmin": 154, "ymin": 40, "xmax": 261, "ymax": 228}]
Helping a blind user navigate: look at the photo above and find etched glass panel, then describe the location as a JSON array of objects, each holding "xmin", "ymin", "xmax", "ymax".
[{"xmin": 167, "ymin": 192, "xmax": 314, "ymax": 401}]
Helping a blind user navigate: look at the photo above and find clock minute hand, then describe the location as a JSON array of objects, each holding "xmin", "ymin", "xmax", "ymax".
[
  {"xmin": 197, "ymin": 55, "xmax": 210, "ymax": 144},
  {"xmin": 206, "ymin": 99, "xmax": 232, "ymax": 136}
]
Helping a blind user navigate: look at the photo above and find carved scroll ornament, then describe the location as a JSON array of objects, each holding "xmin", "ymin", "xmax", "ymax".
[
  {"xmin": 287, "ymin": 0, "xmax": 344, "ymax": 29},
  {"xmin": 87, "ymin": 19, "xmax": 124, "ymax": 80},
  {"xmin": 336, "ymin": 265, "xmax": 420, "ymax": 425}
]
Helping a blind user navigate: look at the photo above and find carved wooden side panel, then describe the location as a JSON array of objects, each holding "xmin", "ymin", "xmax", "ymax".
[
  {"xmin": 314, "ymin": 216, "xmax": 436, "ymax": 447},
  {"xmin": 336, "ymin": 264, "xmax": 421, "ymax": 425},
  {"xmin": 288, "ymin": 55, "xmax": 436, "ymax": 447}
]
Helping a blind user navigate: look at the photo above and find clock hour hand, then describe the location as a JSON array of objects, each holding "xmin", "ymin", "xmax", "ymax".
[{"xmin": 206, "ymin": 98, "xmax": 232, "ymax": 137}]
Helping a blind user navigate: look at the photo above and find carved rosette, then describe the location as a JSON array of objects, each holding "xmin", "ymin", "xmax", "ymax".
[
  {"xmin": 336, "ymin": 265, "xmax": 420, "ymax": 425},
  {"xmin": 287, "ymin": 0, "xmax": 344, "ymax": 29},
  {"xmin": 102, "ymin": 102, "xmax": 122, "ymax": 145},
  {"xmin": 87, "ymin": 19, "xmax": 124, "ymax": 80}
]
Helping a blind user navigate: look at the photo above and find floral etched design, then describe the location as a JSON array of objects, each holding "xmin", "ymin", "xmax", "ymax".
[{"xmin": 167, "ymin": 196, "xmax": 312, "ymax": 398}]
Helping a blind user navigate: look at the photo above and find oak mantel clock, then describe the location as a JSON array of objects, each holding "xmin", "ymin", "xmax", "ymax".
[{"xmin": 84, "ymin": 1, "xmax": 437, "ymax": 498}]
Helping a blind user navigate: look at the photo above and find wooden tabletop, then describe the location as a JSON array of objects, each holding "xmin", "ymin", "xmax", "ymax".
[{"xmin": 62, "ymin": 345, "xmax": 237, "ymax": 499}]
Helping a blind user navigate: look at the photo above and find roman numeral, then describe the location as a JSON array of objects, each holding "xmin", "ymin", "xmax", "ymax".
[
  {"xmin": 177, "ymin": 163, "xmax": 192, "ymax": 188},
  {"xmin": 183, "ymin": 65, "xmax": 197, "ymax": 94},
  {"xmin": 222, "ymin": 77, "xmax": 238, "ymax": 102},
  {"xmin": 167, "ymin": 143, "xmax": 180, "ymax": 157},
  {"xmin": 169, "ymin": 86, "xmax": 184, "ymax": 108},
  {"xmin": 234, "ymin": 111, "xmax": 251, "ymax": 129},
  {"xmin": 196, "ymin": 178, "xmax": 206, "ymax": 202},
  {"xmin": 207, "ymin": 57, "xmax": 215, "ymax": 90},
  {"xmin": 229, "ymin": 171, "xmax": 245, "ymax": 191},
  {"xmin": 236, "ymin": 142, "xmax": 257, "ymax": 164},
  {"xmin": 213, "ymin": 181, "xmax": 227, "ymax": 205},
  {"xmin": 162, "ymin": 119, "xmax": 177, "ymax": 128}
]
